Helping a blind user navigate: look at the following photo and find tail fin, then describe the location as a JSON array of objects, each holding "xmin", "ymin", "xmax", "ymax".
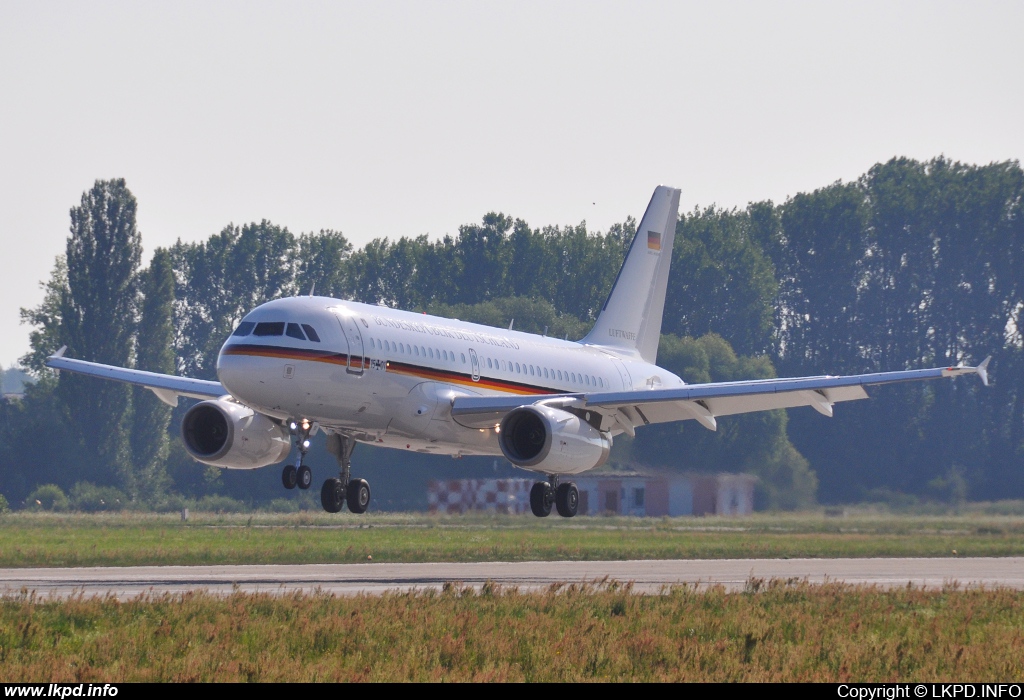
[{"xmin": 582, "ymin": 185, "xmax": 681, "ymax": 363}]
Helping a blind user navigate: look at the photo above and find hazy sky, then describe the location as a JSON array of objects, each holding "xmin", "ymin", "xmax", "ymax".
[{"xmin": 1, "ymin": 1, "xmax": 1021, "ymax": 367}]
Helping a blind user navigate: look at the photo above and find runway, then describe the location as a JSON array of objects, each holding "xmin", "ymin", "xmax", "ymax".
[{"xmin": 2, "ymin": 557, "xmax": 1023, "ymax": 598}]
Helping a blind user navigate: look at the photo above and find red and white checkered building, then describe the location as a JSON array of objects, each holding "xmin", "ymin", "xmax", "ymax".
[{"xmin": 427, "ymin": 478, "xmax": 534, "ymax": 514}]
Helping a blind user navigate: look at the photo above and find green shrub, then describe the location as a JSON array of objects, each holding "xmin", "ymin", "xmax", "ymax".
[
  {"xmin": 0, "ymin": 494, "xmax": 9, "ymax": 514},
  {"xmin": 26, "ymin": 484, "xmax": 69, "ymax": 511},
  {"xmin": 69, "ymin": 482, "xmax": 127, "ymax": 512},
  {"xmin": 195, "ymin": 495, "xmax": 249, "ymax": 513}
]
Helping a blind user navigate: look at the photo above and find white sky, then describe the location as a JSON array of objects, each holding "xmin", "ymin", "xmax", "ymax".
[{"xmin": 1, "ymin": 1, "xmax": 1021, "ymax": 367}]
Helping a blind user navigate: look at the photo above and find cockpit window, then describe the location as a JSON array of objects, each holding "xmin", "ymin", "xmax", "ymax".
[
  {"xmin": 253, "ymin": 321, "xmax": 285, "ymax": 337},
  {"xmin": 301, "ymin": 324, "xmax": 321, "ymax": 342},
  {"xmin": 286, "ymin": 323, "xmax": 306, "ymax": 340},
  {"xmin": 232, "ymin": 321, "xmax": 255, "ymax": 337}
]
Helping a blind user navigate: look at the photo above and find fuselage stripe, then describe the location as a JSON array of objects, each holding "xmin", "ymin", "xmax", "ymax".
[{"xmin": 222, "ymin": 343, "xmax": 559, "ymax": 396}]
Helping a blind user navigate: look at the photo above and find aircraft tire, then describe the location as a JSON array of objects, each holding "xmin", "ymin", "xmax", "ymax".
[
  {"xmin": 555, "ymin": 482, "xmax": 579, "ymax": 518},
  {"xmin": 321, "ymin": 478, "xmax": 344, "ymax": 513},
  {"xmin": 347, "ymin": 479, "xmax": 371, "ymax": 514},
  {"xmin": 297, "ymin": 465, "xmax": 313, "ymax": 490},
  {"xmin": 282, "ymin": 465, "xmax": 298, "ymax": 490},
  {"xmin": 530, "ymin": 482, "xmax": 552, "ymax": 517}
]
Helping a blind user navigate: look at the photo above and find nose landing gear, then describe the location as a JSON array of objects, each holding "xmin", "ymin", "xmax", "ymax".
[
  {"xmin": 282, "ymin": 418, "xmax": 316, "ymax": 490},
  {"xmin": 530, "ymin": 476, "xmax": 578, "ymax": 518},
  {"xmin": 321, "ymin": 433, "xmax": 371, "ymax": 514}
]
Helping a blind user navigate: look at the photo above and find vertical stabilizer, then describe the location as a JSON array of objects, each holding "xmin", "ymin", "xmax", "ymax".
[{"xmin": 582, "ymin": 185, "xmax": 681, "ymax": 363}]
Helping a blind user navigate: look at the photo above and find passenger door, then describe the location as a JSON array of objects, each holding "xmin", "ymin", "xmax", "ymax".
[{"xmin": 334, "ymin": 310, "xmax": 365, "ymax": 375}]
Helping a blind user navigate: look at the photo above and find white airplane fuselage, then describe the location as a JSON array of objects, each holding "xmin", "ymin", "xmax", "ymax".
[{"xmin": 216, "ymin": 296, "xmax": 683, "ymax": 460}]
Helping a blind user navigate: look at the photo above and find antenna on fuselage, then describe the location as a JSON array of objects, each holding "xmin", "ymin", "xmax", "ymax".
[
  {"xmin": 309, "ymin": 282, "xmax": 316, "ymax": 297},
  {"xmin": 508, "ymin": 319, "xmax": 514, "ymax": 330}
]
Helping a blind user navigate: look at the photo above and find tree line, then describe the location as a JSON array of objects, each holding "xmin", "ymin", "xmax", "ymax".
[{"xmin": 4, "ymin": 156, "xmax": 1023, "ymax": 510}]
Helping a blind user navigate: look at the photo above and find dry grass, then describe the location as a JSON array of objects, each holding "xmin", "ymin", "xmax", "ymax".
[{"xmin": 1, "ymin": 582, "xmax": 1023, "ymax": 681}]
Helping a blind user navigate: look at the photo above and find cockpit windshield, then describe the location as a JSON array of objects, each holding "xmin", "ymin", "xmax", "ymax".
[{"xmin": 231, "ymin": 321, "xmax": 255, "ymax": 337}]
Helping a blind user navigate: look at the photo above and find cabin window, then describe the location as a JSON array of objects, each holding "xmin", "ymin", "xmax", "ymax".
[
  {"xmin": 585, "ymin": 375, "xmax": 590, "ymax": 386},
  {"xmin": 543, "ymin": 368, "xmax": 549, "ymax": 379},
  {"xmin": 232, "ymin": 321, "xmax": 255, "ymax": 337},
  {"xmin": 414, "ymin": 346, "xmax": 419, "ymax": 356},
  {"xmin": 399, "ymin": 343, "xmax": 405, "ymax": 353},
  {"xmin": 286, "ymin": 323, "xmax": 306, "ymax": 340},
  {"xmin": 301, "ymin": 324, "xmax": 321, "ymax": 342},
  {"xmin": 487, "ymin": 358, "xmax": 493, "ymax": 369},
  {"xmin": 428, "ymin": 348, "xmax": 433, "ymax": 359},
  {"xmin": 253, "ymin": 322, "xmax": 285, "ymax": 337},
  {"xmin": 515, "ymin": 363, "xmax": 521, "ymax": 373},
  {"xmin": 461, "ymin": 353, "xmax": 466, "ymax": 363},
  {"xmin": 529, "ymin": 365, "xmax": 534, "ymax": 376},
  {"xmin": 421, "ymin": 346, "xmax": 426, "ymax": 356},
  {"xmin": 598, "ymin": 377, "xmax": 603, "ymax": 388}
]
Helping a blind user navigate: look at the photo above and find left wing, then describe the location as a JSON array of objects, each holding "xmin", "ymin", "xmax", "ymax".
[
  {"xmin": 45, "ymin": 347, "xmax": 225, "ymax": 407},
  {"xmin": 450, "ymin": 359, "xmax": 990, "ymax": 434}
]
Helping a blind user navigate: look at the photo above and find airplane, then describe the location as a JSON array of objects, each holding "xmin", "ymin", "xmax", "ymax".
[{"xmin": 46, "ymin": 186, "xmax": 991, "ymax": 517}]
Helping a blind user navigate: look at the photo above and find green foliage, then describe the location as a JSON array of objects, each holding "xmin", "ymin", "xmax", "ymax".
[
  {"xmin": 26, "ymin": 484, "xmax": 69, "ymax": 511},
  {"xmin": 631, "ymin": 334, "xmax": 817, "ymax": 509},
  {"xmin": 425, "ymin": 296, "xmax": 589, "ymax": 340},
  {"xmin": 0, "ymin": 494, "xmax": 9, "ymax": 514},
  {"xmin": 56, "ymin": 179, "xmax": 142, "ymax": 494},
  {"xmin": 131, "ymin": 248, "xmax": 176, "ymax": 494},
  {"xmin": 69, "ymin": 482, "xmax": 127, "ymax": 512},
  {"xmin": 665, "ymin": 207, "xmax": 778, "ymax": 355}
]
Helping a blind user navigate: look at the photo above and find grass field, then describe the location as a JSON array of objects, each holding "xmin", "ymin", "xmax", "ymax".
[
  {"xmin": 0, "ymin": 509, "xmax": 1023, "ymax": 567},
  {"xmin": 2, "ymin": 582, "xmax": 1022, "ymax": 681}
]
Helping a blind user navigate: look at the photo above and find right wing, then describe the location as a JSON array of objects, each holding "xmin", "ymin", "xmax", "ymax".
[
  {"xmin": 45, "ymin": 347, "xmax": 225, "ymax": 407},
  {"xmin": 451, "ymin": 359, "xmax": 990, "ymax": 434}
]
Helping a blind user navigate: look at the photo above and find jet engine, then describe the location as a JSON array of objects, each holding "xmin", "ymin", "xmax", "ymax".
[
  {"xmin": 498, "ymin": 404, "xmax": 612, "ymax": 474},
  {"xmin": 181, "ymin": 398, "xmax": 291, "ymax": 469}
]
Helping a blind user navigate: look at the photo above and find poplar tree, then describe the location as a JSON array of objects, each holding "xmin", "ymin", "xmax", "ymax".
[
  {"xmin": 131, "ymin": 248, "xmax": 176, "ymax": 493},
  {"xmin": 58, "ymin": 179, "xmax": 141, "ymax": 493}
]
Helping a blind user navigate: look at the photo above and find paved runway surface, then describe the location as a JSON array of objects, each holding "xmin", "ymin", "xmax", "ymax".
[{"xmin": 2, "ymin": 558, "xmax": 1023, "ymax": 598}]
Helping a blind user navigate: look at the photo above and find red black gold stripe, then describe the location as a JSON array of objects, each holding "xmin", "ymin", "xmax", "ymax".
[
  {"xmin": 385, "ymin": 360, "xmax": 558, "ymax": 396},
  {"xmin": 222, "ymin": 343, "xmax": 368, "ymax": 369},
  {"xmin": 222, "ymin": 343, "xmax": 558, "ymax": 396}
]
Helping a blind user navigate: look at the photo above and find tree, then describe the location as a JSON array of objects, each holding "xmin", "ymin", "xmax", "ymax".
[
  {"xmin": 131, "ymin": 248, "xmax": 177, "ymax": 494},
  {"xmin": 57, "ymin": 179, "xmax": 142, "ymax": 493},
  {"xmin": 664, "ymin": 207, "xmax": 778, "ymax": 356},
  {"xmin": 630, "ymin": 333, "xmax": 817, "ymax": 509}
]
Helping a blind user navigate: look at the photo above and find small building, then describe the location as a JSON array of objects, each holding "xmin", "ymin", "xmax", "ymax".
[{"xmin": 427, "ymin": 473, "xmax": 757, "ymax": 516}]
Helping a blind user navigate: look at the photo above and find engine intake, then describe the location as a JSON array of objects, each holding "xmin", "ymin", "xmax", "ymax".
[
  {"xmin": 181, "ymin": 398, "xmax": 291, "ymax": 469},
  {"xmin": 498, "ymin": 405, "xmax": 612, "ymax": 474}
]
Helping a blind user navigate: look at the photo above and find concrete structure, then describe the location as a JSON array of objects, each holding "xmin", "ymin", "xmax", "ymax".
[{"xmin": 427, "ymin": 473, "xmax": 757, "ymax": 516}]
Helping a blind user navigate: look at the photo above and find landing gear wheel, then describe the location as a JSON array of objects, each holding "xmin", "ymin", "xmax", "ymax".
[
  {"xmin": 530, "ymin": 482, "xmax": 553, "ymax": 517},
  {"xmin": 321, "ymin": 478, "xmax": 344, "ymax": 513},
  {"xmin": 297, "ymin": 465, "xmax": 313, "ymax": 490},
  {"xmin": 282, "ymin": 465, "xmax": 298, "ymax": 490},
  {"xmin": 346, "ymin": 478, "xmax": 371, "ymax": 514},
  {"xmin": 555, "ymin": 482, "xmax": 579, "ymax": 518}
]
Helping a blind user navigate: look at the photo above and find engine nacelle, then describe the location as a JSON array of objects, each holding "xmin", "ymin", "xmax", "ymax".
[
  {"xmin": 180, "ymin": 398, "xmax": 291, "ymax": 470},
  {"xmin": 498, "ymin": 405, "xmax": 612, "ymax": 475}
]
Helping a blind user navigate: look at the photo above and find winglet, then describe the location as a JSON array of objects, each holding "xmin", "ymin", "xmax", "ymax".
[
  {"xmin": 51, "ymin": 346, "xmax": 67, "ymax": 359},
  {"xmin": 977, "ymin": 356, "xmax": 991, "ymax": 386}
]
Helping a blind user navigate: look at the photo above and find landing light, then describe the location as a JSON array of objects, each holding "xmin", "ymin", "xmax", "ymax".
[
  {"xmin": 494, "ymin": 424, "xmax": 501, "ymax": 433},
  {"xmin": 302, "ymin": 440, "xmax": 310, "ymax": 448},
  {"xmin": 289, "ymin": 422, "xmax": 297, "ymax": 431}
]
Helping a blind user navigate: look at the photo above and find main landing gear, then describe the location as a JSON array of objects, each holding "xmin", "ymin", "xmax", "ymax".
[
  {"xmin": 282, "ymin": 419, "xmax": 315, "ymax": 491},
  {"xmin": 320, "ymin": 433, "xmax": 371, "ymax": 515},
  {"xmin": 530, "ymin": 476, "xmax": 579, "ymax": 518}
]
